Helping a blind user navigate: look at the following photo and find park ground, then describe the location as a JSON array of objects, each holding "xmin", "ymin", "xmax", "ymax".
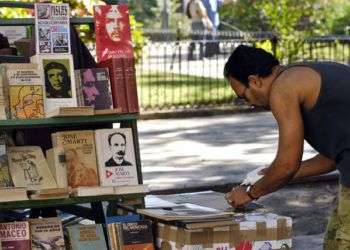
[{"xmin": 138, "ymin": 111, "xmax": 338, "ymax": 249}]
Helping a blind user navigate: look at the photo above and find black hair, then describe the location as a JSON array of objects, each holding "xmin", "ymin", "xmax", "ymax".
[
  {"xmin": 223, "ymin": 45, "xmax": 279, "ymax": 86},
  {"xmin": 108, "ymin": 132, "xmax": 126, "ymax": 146}
]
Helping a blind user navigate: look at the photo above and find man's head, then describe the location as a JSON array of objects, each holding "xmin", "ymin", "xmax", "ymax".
[
  {"xmin": 106, "ymin": 6, "xmax": 122, "ymax": 42},
  {"xmin": 224, "ymin": 45, "xmax": 280, "ymax": 108},
  {"xmin": 108, "ymin": 132, "xmax": 127, "ymax": 164},
  {"xmin": 44, "ymin": 61, "xmax": 68, "ymax": 91}
]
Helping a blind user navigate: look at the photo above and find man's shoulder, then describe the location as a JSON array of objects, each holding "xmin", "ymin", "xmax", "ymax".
[{"xmin": 105, "ymin": 157, "xmax": 116, "ymax": 166}]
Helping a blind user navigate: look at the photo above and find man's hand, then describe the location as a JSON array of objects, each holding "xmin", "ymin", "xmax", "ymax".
[{"xmin": 225, "ymin": 185, "xmax": 253, "ymax": 208}]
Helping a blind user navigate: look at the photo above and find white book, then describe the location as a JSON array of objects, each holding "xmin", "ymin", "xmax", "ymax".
[
  {"xmin": 7, "ymin": 146, "xmax": 58, "ymax": 190},
  {"xmin": 46, "ymin": 147, "xmax": 68, "ymax": 188},
  {"xmin": 30, "ymin": 54, "xmax": 77, "ymax": 114},
  {"xmin": 34, "ymin": 3, "xmax": 71, "ymax": 54},
  {"xmin": 94, "ymin": 128, "xmax": 138, "ymax": 187}
]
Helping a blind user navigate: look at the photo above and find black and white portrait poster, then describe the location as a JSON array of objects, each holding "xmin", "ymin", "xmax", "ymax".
[
  {"xmin": 95, "ymin": 128, "xmax": 138, "ymax": 187},
  {"xmin": 30, "ymin": 54, "xmax": 77, "ymax": 114},
  {"xmin": 35, "ymin": 3, "xmax": 71, "ymax": 54}
]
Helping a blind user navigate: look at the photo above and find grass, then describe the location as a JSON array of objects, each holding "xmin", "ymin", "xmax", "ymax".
[{"xmin": 137, "ymin": 73, "xmax": 234, "ymax": 109}]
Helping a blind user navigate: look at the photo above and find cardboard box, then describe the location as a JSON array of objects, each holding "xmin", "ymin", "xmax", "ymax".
[{"xmin": 156, "ymin": 213, "xmax": 292, "ymax": 250}]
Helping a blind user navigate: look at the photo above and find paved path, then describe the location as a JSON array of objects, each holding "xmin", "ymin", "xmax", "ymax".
[
  {"xmin": 139, "ymin": 111, "xmax": 316, "ymax": 190},
  {"xmin": 138, "ymin": 112, "xmax": 335, "ymax": 249}
]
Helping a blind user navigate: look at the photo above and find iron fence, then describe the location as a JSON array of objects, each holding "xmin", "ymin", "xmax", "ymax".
[{"xmin": 137, "ymin": 31, "xmax": 350, "ymax": 111}]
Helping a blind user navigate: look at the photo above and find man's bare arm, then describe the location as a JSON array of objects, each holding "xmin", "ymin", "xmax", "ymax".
[
  {"xmin": 293, "ymin": 154, "xmax": 335, "ymax": 180},
  {"xmin": 249, "ymin": 79, "xmax": 304, "ymax": 198}
]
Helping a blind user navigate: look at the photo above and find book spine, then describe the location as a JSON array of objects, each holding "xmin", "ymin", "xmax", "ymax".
[
  {"xmin": 122, "ymin": 58, "xmax": 139, "ymax": 113},
  {"xmin": 74, "ymin": 70, "xmax": 84, "ymax": 106},
  {"xmin": 108, "ymin": 223, "xmax": 117, "ymax": 250},
  {"xmin": 0, "ymin": 66, "xmax": 9, "ymax": 119},
  {"xmin": 97, "ymin": 59, "xmax": 128, "ymax": 113}
]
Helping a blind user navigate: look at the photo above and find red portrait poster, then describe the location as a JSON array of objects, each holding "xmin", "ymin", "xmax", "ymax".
[{"xmin": 94, "ymin": 4, "xmax": 134, "ymax": 62}]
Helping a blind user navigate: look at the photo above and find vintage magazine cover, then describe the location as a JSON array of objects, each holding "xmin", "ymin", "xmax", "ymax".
[
  {"xmin": 115, "ymin": 221, "xmax": 154, "ymax": 250},
  {"xmin": 30, "ymin": 54, "xmax": 77, "ymax": 114},
  {"xmin": 67, "ymin": 224, "xmax": 107, "ymax": 250},
  {"xmin": 52, "ymin": 130, "xmax": 99, "ymax": 188},
  {"xmin": 0, "ymin": 133, "xmax": 12, "ymax": 187},
  {"xmin": 34, "ymin": 3, "xmax": 71, "ymax": 54},
  {"xmin": 0, "ymin": 221, "xmax": 31, "ymax": 250},
  {"xmin": 94, "ymin": 4, "xmax": 134, "ymax": 62},
  {"xmin": 29, "ymin": 217, "xmax": 65, "ymax": 250},
  {"xmin": 7, "ymin": 146, "xmax": 58, "ymax": 190},
  {"xmin": 74, "ymin": 68, "xmax": 113, "ymax": 109},
  {"xmin": 94, "ymin": 128, "xmax": 138, "ymax": 187},
  {"xmin": 2, "ymin": 63, "xmax": 44, "ymax": 119}
]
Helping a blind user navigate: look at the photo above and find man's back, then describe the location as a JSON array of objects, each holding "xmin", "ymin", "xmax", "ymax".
[{"xmin": 281, "ymin": 61, "xmax": 350, "ymax": 170}]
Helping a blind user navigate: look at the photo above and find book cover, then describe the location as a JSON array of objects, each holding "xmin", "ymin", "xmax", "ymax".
[
  {"xmin": 2, "ymin": 63, "xmax": 45, "ymax": 119},
  {"xmin": 94, "ymin": 128, "xmax": 138, "ymax": 187},
  {"xmin": 29, "ymin": 217, "xmax": 65, "ymax": 250},
  {"xmin": 94, "ymin": 4, "xmax": 134, "ymax": 62},
  {"xmin": 97, "ymin": 58, "xmax": 128, "ymax": 113},
  {"xmin": 74, "ymin": 68, "xmax": 113, "ymax": 110},
  {"xmin": 30, "ymin": 54, "xmax": 77, "ymax": 114},
  {"xmin": 52, "ymin": 130, "xmax": 99, "ymax": 188},
  {"xmin": 116, "ymin": 221, "xmax": 154, "ymax": 250},
  {"xmin": 7, "ymin": 146, "xmax": 58, "ymax": 190},
  {"xmin": 9, "ymin": 85, "xmax": 44, "ymax": 119},
  {"xmin": 0, "ymin": 221, "xmax": 31, "ymax": 250},
  {"xmin": 34, "ymin": 3, "xmax": 71, "ymax": 54},
  {"xmin": 67, "ymin": 224, "xmax": 107, "ymax": 250},
  {"xmin": 137, "ymin": 203, "xmax": 233, "ymax": 221},
  {"xmin": 122, "ymin": 58, "xmax": 139, "ymax": 113},
  {"xmin": 0, "ymin": 133, "xmax": 13, "ymax": 187},
  {"xmin": 46, "ymin": 147, "xmax": 68, "ymax": 188}
]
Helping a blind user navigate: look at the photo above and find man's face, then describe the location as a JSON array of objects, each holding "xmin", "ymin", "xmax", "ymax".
[
  {"xmin": 83, "ymin": 84, "xmax": 99, "ymax": 103},
  {"xmin": 47, "ymin": 68, "xmax": 64, "ymax": 90},
  {"xmin": 106, "ymin": 18, "xmax": 121, "ymax": 42},
  {"xmin": 228, "ymin": 76, "xmax": 270, "ymax": 108},
  {"xmin": 109, "ymin": 134, "xmax": 126, "ymax": 161}
]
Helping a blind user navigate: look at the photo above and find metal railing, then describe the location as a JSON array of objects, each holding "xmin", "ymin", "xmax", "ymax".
[{"xmin": 137, "ymin": 32, "xmax": 350, "ymax": 111}]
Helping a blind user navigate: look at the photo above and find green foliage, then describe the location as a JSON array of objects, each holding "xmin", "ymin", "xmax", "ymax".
[
  {"xmin": 129, "ymin": 15, "xmax": 146, "ymax": 63},
  {"xmin": 219, "ymin": 0, "xmax": 270, "ymax": 31},
  {"xmin": 257, "ymin": 0, "xmax": 341, "ymax": 63},
  {"xmin": 126, "ymin": 0, "xmax": 158, "ymax": 27}
]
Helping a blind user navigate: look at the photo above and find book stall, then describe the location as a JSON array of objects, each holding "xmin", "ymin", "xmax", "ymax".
[{"xmin": 0, "ymin": 2, "xmax": 292, "ymax": 250}]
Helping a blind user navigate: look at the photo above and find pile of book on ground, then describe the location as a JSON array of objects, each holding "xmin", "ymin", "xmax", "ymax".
[
  {"xmin": 138, "ymin": 191, "xmax": 292, "ymax": 250},
  {"xmin": 0, "ymin": 2, "xmax": 138, "ymax": 120}
]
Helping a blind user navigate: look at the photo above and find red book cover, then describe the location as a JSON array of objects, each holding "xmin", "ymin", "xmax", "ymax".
[
  {"xmin": 97, "ymin": 58, "xmax": 128, "ymax": 113},
  {"xmin": 0, "ymin": 221, "xmax": 31, "ymax": 250},
  {"xmin": 123, "ymin": 58, "xmax": 139, "ymax": 113},
  {"xmin": 94, "ymin": 4, "xmax": 134, "ymax": 62}
]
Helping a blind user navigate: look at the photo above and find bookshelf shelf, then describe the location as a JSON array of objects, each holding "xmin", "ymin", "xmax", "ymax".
[
  {"xmin": 0, "ymin": 193, "xmax": 143, "ymax": 210},
  {"xmin": 0, "ymin": 113, "xmax": 139, "ymax": 129}
]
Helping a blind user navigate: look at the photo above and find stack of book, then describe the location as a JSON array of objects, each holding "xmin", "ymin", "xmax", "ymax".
[{"xmin": 0, "ymin": 2, "xmax": 140, "ymax": 120}]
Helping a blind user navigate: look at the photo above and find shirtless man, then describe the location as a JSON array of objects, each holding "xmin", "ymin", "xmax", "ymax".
[{"xmin": 224, "ymin": 45, "xmax": 350, "ymax": 249}]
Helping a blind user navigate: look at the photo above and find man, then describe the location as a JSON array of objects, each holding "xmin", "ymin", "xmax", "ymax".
[
  {"xmin": 105, "ymin": 132, "xmax": 132, "ymax": 167},
  {"xmin": 44, "ymin": 61, "xmax": 71, "ymax": 98},
  {"xmin": 224, "ymin": 45, "xmax": 350, "ymax": 249}
]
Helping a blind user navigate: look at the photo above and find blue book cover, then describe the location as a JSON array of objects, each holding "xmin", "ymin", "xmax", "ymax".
[
  {"xmin": 68, "ymin": 224, "xmax": 107, "ymax": 250},
  {"xmin": 106, "ymin": 214, "xmax": 140, "ymax": 224}
]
